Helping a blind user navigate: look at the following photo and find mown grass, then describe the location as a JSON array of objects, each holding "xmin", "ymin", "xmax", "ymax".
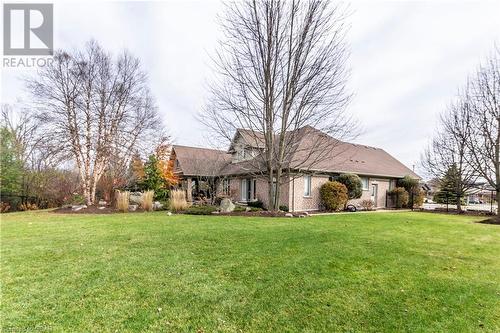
[{"xmin": 1, "ymin": 211, "xmax": 499, "ymax": 332}]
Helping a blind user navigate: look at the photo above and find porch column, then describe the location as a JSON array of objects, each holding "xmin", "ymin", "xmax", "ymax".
[{"xmin": 186, "ymin": 178, "xmax": 193, "ymax": 202}]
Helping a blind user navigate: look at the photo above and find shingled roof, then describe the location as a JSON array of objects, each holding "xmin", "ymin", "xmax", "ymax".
[
  {"xmin": 173, "ymin": 126, "xmax": 419, "ymax": 179},
  {"xmin": 289, "ymin": 126, "xmax": 420, "ymax": 178},
  {"xmin": 172, "ymin": 145, "xmax": 231, "ymax": 177}
]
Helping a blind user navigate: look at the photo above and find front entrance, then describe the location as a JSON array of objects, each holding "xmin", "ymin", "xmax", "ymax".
[
  {"xmin": 371, "ymin": 184, "xmax": 378, "ymax": 207},
  {"xmin": 241, "ymin": 178, "xmax": 256, "ymax": 202}
]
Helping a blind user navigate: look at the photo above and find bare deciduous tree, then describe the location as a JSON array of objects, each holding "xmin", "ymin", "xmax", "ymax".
[
  {"xmin": 422, "ymin": 97, "xmax": 477, "ymax": 211},
  {"xmin": 462, "ymin": 46, "xmax": 500, "ymax": 212},
  {"xmin": 423, "ymin": 45, "xmax": 499, "ymax": 214},
  {"xmin": 27, "ymin": 40, "xmax": 163, "ymax": 205},
  {"xmin": 1, "ymin": 103, "xmax": 53, "ymax": 197},
  {"xmin": 1, "ymin": 104, "xmax": 38, "ymax": 167},
  {"xmin": 202, "ymin": 0, "xmax": 356, "ymax": 210}
]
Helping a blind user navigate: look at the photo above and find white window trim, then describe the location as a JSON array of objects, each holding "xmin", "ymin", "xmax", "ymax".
[
  {"xmin": 304, "ymin": 175, "xmax": 312, "ymax": 197},
  {"xmin": 241, "ymin": 178, "xmax": 257, "ymax": 202},
  {"xmin": 360, "ymin": 177, "xmax": 369, "ymax": 191},
  {"xmin": 241, "ymin": 179, "xmax": 247, "ymax": 201},
  {"xmin": 222, "ymin": 179, "xmax": 230, "ymax": 195}
]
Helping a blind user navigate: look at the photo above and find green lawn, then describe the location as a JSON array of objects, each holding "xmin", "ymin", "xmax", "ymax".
[{"xmin": 1, "ymin": 211, "xmax": 499, "ymax": 332}]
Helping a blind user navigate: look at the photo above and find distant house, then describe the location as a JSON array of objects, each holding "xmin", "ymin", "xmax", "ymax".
[
  {"xmin": 421, "ymin": 178, "xmax": 440, "ymax": 200},
  {"xmin": 171, "ymin": 126, "xmax": 419, "ymax": 212},
  {"xmin": 465, "ymin": 183, "xmax": 496, "ymax": 204}
]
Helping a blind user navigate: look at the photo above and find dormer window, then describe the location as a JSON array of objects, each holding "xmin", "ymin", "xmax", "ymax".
[
  {"xmin": 237, "ymin": 149, "xmax": 244, "ymax": 161},
  {"xmin": 229, "ymin": 131, "xmax": 263, "ymax": 163},
  {"xmin": 233, "ymin": 146, "xmax": 257, "ymax": 162},
  {"xmin": 243, "ymin": 148, "xmax": 255, "ymax": 159}
]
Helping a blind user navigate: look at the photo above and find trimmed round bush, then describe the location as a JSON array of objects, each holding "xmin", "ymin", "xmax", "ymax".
[
  {"xmin": 397, "ymin": 175, "xmax": 422, "ymax": 208},
  {"xmin": 279, "ymin": 205, "xmax": 289, "ymax": 212},
  {"xmin": 247, "ymin": 200, "xmax": 264, "ymax": 209},
  {"xmin": 335, "ymin": 173, "xmax": 363, "ymax": 199},
  {"xmin": 413, "ymin": 189, "xmax": 425, "ymax": 208},
  {"xmin": 397, "ymin": 175, "xmax": 419, "ymax": 193},
  {"xmin": 388, "ymin": 187, "xmax": 409, "ymax": 208},
  {"xmin": 320, "ymin": 181, "xmax": 348, "ymax": 211}
]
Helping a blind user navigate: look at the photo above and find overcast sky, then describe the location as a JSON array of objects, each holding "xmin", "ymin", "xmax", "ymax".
[{"xmin": 1, "ymin": 0, "xmax": 499, "ymax": 174}]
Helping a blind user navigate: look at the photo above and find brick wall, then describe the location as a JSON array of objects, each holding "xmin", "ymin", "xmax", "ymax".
[
  {"xmin": 254, "ymin": 177, "xmax": 289, "ymax": 209},
  {"xmin": 289, "ymin": 175, "xmax": 330, "ymax": 212},
  {"xmin": 348, "ymin": 177, "xmax": 393, "ymax": 208},
  {"xmin": 217, "ymin": 174, "xmax": 396, "ymax": 211},
  {"xmin": 222, "ymin": 176, "xmax": 289, "ymax": 209},
  {"xmin": 371, "ymin": 178, "xmax": 391, "ymax": 207}
]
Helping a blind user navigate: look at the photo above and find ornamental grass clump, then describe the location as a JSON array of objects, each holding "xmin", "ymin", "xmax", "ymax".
[
  {"xmin": 170, "ymin": 189, "xmax": 189, "ymax": 212},
  {"xmin": 116, "ymin": 190, "xmax": 130, "ymax": 212},
  {"xmin": 142, "ymin": 190, "xmax": 154, "ymax": 211}
]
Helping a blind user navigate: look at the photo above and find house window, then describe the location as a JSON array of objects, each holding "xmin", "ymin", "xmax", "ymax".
[
  {"xmin": 237, "ymin": 149, "xmax": 244, "ymax": 161},
  {"xmin": 360, "ymin": 177, "xmax": 369, "ymax": 190},
  {"xmin": 222, "ymin": 179, "xmax": 230, "ymax": 195},
  {"xmin": 304, "ymin": 175, "xmax": 312, "ymax": 197}
]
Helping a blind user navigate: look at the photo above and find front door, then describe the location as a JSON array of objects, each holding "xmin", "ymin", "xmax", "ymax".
[
  {"xmin": 241, "ymin": 178, "xmax": 254, "ymax": 201},
  {"xmin": 246, "ymin": 179, "xmax": 252, "ymax": 201},
  {"xmin": 371, "ymin": 184, "xmax": 378, "ymax": 207}
]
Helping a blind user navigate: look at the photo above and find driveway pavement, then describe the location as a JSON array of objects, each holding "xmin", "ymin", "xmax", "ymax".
[{"xmin": 422, "ymin": 203, "xmax": 497, "ymax": 214}]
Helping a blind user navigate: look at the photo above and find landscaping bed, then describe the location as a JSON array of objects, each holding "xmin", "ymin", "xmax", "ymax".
[
  {"xmin": 216, "ymin": 210, "xmax": 306, "ymax": 217},
  {"xmin": 52, "ymin": 205, "xmax": 148, "ymax": 214},
  {"xmin": 51, "ymin": 205, "xmax": 304, "ymax": 217},
  {"xmin": 478, "ymin": 216, "xmax": 500, "ymax": 225},
  {"xmin": 180, "ymin": 203, "xmax": 311, "ymax": 217},
  {"xmin": 416, "ymin": 207, "xmax": 496, "ymax": 216}
]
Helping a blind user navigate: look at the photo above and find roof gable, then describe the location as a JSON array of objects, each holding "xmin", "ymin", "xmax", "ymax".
[
  {"xmin": 228, "ymin": 128, "xmax": 266, "ymax": 152},
  {"xmin": 172, "ymin": 145, "xmax": 231, "ymax": 177}
]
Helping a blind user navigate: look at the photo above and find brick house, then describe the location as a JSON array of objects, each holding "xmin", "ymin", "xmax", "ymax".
[{"xmin": 171, "ymin": 126, "xmax": 419, "ymax": 212}]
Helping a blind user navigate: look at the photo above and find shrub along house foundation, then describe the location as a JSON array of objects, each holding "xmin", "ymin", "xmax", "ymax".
[{"xmin": 171, "ymin": 126, "xmax": 419, "ymax": 212}]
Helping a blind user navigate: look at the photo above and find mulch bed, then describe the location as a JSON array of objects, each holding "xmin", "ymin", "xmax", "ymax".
[
  {"xmin": 416, "ymin": 208, "xmax": 495, "ymax": 217},
  {"xmin": 477, "ymin": 217, "xmax": 500, "ymax": 225},
  {"xmin": 52, "ymin": 205, "xmax": 147, "ymax": 214},
  {"xmin": 53, "ymin": 206, "xmax": 309, "ymax": 217},
  {"xmin": 214, "ymin": 211, "xmax": 304, "ymax": 217}
]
